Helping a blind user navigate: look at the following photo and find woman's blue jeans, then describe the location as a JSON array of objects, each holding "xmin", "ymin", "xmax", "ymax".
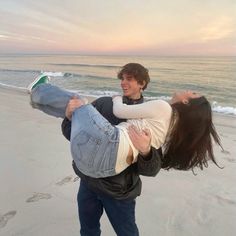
[{"xmin": 31, "ymin": 84, "xmax": 120, "ymax": 178}]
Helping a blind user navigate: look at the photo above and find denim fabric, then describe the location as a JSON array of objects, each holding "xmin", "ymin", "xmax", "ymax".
[
  {"xmin": 71, "ymin": 105, "xmax": 119, "ymax": 178},
  {"xmin": 31, "ymin": 83, "xmax": 79, "ymax": 118},
  {"xmin": 78, "ymin": 180, "xmax": 139, "ymax": 236},
  {"xmin": 31, "ymin": 83, "xmax": 120, "ymax": 178}
]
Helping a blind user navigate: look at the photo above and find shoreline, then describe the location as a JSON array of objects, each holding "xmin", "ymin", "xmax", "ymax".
[{"xmin": 0, "ymin": 84, "xmax": 235, "ymax": 119}]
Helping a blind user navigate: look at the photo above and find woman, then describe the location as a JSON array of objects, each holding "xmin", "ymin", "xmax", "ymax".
[{"xmin": 29, "ymin": 74, "xmax": 222, "ymax": 178}]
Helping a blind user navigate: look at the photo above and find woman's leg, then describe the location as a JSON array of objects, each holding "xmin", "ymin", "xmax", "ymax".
[
  {"xmin": 70, "ymin": 104, "xmax": 120, "ymax": 178},
  {"xmin": 30, "ymin": 83, "xmax": 121, "ymax": 177},
  {"xmin": 30, "ymin": 83, "xmax": 79, "ymax": 118}
]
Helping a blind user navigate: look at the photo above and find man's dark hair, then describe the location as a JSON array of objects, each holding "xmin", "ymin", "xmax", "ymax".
[{"xmin": 117, "ymin": 63, "xmax": 150, "ymax": 90}]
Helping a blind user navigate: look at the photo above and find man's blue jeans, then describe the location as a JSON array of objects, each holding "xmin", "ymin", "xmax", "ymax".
[{"xmin": 78, "ymin": 180, "xmax": 139, "ymax": 236}]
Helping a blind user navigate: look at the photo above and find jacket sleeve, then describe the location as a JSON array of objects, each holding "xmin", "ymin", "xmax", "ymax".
[
  {"xmin": 61, "ymin": 117, "xmax": 71, "ymax": 141},
  {"xmin": 136, "ymin": 147, "xmax": 163, "ymax": 176}
]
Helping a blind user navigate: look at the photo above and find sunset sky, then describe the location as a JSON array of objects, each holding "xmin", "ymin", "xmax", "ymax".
[{"xmin": 0, "ymin": 0, "xmax": 235, "ymax": 55}]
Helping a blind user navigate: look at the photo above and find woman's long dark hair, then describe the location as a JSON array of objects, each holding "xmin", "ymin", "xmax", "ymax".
[{"xmin": 162, "ymin": 96, "xmax": 222, "ymax": 171}]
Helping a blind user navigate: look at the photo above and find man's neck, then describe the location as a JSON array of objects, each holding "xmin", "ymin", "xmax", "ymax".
[{"xmin": 129, "ymin": 94, "xmax": 142, "ymax": 100}]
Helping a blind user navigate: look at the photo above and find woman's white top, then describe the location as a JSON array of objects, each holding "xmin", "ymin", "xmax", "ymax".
[{"xmin": 113, "ymin": 96, "xmax": 172, "ymax": 173}]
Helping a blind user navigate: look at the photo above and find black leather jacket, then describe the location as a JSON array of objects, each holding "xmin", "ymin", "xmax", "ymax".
[{"xmin": 61, "ymin": 96, "xmax": 162, "ymax": 200}]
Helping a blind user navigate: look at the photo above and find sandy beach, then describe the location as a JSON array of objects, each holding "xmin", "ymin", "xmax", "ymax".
[{"xmin": 0, "ymin": 86, "xmax": 236, "ymax": 236}]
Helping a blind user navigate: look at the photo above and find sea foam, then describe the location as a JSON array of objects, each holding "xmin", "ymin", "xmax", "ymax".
[{"xmin": 212, "ymin": 102, "xmax": 236, "ymax": 115}]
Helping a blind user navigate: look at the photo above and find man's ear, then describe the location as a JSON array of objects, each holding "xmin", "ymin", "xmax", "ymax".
[
  {"xmin": 182, "ymin": 99, "xmax": 189, "ymax": 105},
  {"xmin": 140, "ymin": 81, "xmax": 146, "ymax": 89}
]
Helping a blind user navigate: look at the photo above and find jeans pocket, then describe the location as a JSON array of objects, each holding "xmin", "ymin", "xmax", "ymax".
[
  {"xmin": 91, "ymin": 114, "xmax": 118, "ymax": 142},
  {"xmin": 91, "ymin": 114, "xmax": 111, "ymax": 131},
  {"xmin": 71, "ymin": 130, "xmax": 101, "ymax": 168}
]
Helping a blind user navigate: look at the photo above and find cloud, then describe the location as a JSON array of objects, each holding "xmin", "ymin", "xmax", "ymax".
[
  {"xmin": 1, "ymin": 0, "xmax": 236, "ymax": 55},
  {"xmin": 0, "ymin": 34, "xmax": 9, "ymax": 40},
  {"xmin": 199, "ymin": 16, "xmax": 235, "ymax": 42}
]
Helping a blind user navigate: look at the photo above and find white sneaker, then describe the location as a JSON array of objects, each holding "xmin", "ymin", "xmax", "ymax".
[{"xmin": 28, "ymin": 74, "xmax": 50, "ymax": 92}]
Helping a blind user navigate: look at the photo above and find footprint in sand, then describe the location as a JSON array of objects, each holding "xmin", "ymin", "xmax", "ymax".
[
  {"xmin": 26, "ymin": 192, "xmax": 52, "ymax": 203},
  {"xmin": 55, "ymin": 176, "xmax": 73, "ymax": 186},
  {"xmin": 219, "ymin": 133, "xmax": 227, "ymax": 138},
  {"xmin": 221, "ymin": 149, "xmax": 230, "ymax": 155},
  {"xmin": 73, "ymin": 176, "xmax": 80, "ymax": 182},
  {"xmin": 215, "ymin": 195, "xmax": 236, "ymax": 205},
  {"xmin": 0, "ymin": 211, "xmax": 17, "ymax": 228},
  {"xmin": 224, "ymin": 157, "xmax": 235, "ymax": 163},
  {"xmin": 55, "ymin": 176, "xmax": 79, "ymax": 186},
  {"xmin": 197, "ymin": 209, "xmax": 211, "ymax": 225},
  {"xmin": 221, "ymin": 150, "xmax": 235, "ymax": 162}
]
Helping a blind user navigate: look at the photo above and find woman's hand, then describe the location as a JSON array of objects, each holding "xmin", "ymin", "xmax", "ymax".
[
  {"xmin": 128, "ymin": 125, "xmax": 151, "ymax": 157},
  {"xmin": 65, "ymin": 96, "xmax": 85, "ymax": 120}
]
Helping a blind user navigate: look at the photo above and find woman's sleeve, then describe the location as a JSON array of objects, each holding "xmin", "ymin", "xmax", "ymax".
[{"xmin": 113, "ymin": 96, "xmax": 159, "ymax": 119}]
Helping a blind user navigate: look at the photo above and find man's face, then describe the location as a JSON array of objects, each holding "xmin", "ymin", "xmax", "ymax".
[{"xmin": 120, "ymin": 73, "xmax": 143, "ymax": 99}]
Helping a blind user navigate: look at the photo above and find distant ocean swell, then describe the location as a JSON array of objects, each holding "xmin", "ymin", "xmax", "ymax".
[
  {"xmin": 0, "ymin": 68, "xmax": 40, "ymax": 73},
  {"xmin": 48, "ymin": 63, "xmax": 120, "ymax": 69},
  {"xmin": 0, "ymin": 68, "xmax": 114, "ymax": 80},
  {"xmin": 48, "ymin": 63, "xmax": 177, "ymax": 72}
]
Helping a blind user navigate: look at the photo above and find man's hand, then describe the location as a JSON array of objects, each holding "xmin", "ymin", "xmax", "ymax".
[
  {"xmin": 128, "ymin": 125, "xmax": 151, "ymax": 157},
  {"xmin": 65, "ymin": 96, "xmax": 85, "ymax": 120}
]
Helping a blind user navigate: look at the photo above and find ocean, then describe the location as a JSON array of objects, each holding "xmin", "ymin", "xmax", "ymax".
[{"xmin": 0, "ymin": 54, "xmax": 235, "ymax": 116}]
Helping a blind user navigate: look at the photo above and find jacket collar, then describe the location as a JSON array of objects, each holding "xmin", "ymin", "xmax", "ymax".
[{"xmin": 123, "ymin": 95, "xmax": 144, "ymax": 105}]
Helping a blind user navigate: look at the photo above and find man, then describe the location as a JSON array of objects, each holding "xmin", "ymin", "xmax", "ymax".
[{"xmin": 61, "ymin": 63, "xmax": 162, "ymax": 236}]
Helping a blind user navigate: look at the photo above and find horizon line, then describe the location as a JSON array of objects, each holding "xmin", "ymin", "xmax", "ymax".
[{"xmin": 0, "ymin": 52, "xmax": 235, "ymax": 57}]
